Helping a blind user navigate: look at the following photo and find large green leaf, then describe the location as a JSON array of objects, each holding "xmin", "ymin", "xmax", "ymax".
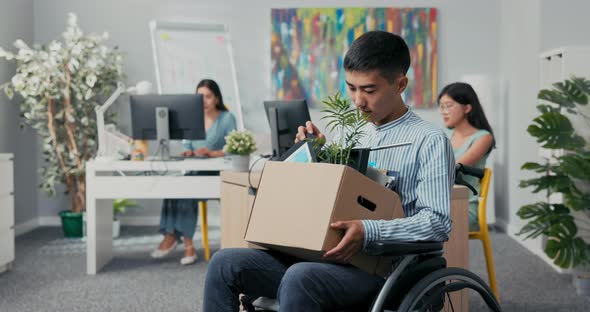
[
  {"xmin": 517, "ymin": 202, "xmax": 589, "ymax": 268},
  {"xmin": 545, "ymin": 237, "xmax": 588, "ymax": 268},
  {"xmin": 519, "ymin": 174, "xmax": 571, "ymax": 194},
  {"xmin": 521, "ymin": 162, "xmax": 549, "ymax": 173},
  {"xmin": 536, "ymin": 104, "xmax": 560, "ymax": 114},
  {"xmin": 516, "ymin": 203, "xmax": 571, "ymax": 239},
  {"xmin": 538, "ymin": 89, "xmax": 574, "ymax": 108},
  {"xmin": 570, "ymin": 76, "xmax": 590, "ymax": 104},
  {"xmin": 560, "ymin": 152, "xmax": 590, "ymax": 181},
  {"xmin": 565, "ymin": 189, "xmax": 590, "ymax": 211},
  {"xmin": 553, "ymin": 80, "xmax": 588, "ymax": 106},
  {"xmin": 527, "ymin": 112, "xmax": 585, "ymax": 149}
]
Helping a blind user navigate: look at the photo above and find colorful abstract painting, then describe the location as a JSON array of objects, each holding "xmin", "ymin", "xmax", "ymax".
[{"xmin": 271, "ymin": 8, "xmax": 438, "ymax": 109}]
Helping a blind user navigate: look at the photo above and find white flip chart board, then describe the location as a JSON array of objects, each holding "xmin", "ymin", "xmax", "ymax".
[{"xmin": 149, "ymin": 21, "xmax": 244, "ymax": 130}]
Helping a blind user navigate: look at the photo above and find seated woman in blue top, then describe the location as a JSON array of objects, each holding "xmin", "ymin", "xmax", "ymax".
[
  {"xmin": 438, "ymin": 82, "xmax": 495, "ymax": 230},
  {"xmin": 150, "ymin": 79, "xmax": 237, "ymax": 265}
]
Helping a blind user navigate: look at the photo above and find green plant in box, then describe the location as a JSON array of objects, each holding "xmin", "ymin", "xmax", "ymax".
[{"xmin": 308, "ymin": 92, "xmax": 368, "ymax": 166}]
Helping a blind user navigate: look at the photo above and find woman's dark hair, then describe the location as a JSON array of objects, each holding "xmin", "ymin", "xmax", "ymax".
[
  {"xmin": 343, "ymin": 31, "xmax": 410, "ymax": 82},
  {"xmin": 438, "ymin": 82, "xmax": 496, "ymax": 150},
  {"xmin": 196, "ymin": 79, "xmax": 227, "ymax": 111}
]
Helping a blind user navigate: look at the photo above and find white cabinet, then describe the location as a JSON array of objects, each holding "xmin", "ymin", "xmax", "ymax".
[{"xmin": 0, "ymin": 154, "xmax": 14, "ymax": 274}]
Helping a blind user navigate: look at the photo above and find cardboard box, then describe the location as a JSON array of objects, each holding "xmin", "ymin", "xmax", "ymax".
[{"xmin": 245, "ymin": 161, "xmax": 403, "ymax": 275}]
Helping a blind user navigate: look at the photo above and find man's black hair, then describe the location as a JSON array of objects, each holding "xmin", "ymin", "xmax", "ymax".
[{"xmin": 343, "ymin": 31, "xmax": 411, "ymax": 82}]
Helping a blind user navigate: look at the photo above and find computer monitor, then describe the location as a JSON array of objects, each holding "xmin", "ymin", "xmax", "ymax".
[
  {"xmin": 130, "ymin": 94, "xmax": 205, "ymax": 160},
  {"xmin": 264, "ymin": 99, "xmax": 311, "ymax": 159}
]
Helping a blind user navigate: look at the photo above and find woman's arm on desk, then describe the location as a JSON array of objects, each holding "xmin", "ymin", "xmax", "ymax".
[
  {"xmin": 193, "ymin": 147, "xmax": 225, "ymax": 158},
  {"xmin": 207, "ymin": 150, "xmax": 225, "ymax": 158}
]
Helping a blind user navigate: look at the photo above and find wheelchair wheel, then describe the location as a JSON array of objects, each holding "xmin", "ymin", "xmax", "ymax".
[{"xmin": 397, "ymin": 267, "xmax": 501, "ymax": 312}]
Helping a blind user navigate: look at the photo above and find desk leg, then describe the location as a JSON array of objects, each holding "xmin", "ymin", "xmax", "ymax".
[{"xmin": 87, "ymin": 198, "xmax": 113, "ymax": 275}]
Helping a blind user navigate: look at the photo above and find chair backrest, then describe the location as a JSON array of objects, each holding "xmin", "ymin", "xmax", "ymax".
[{"xmin": 476, "ymin": 168, "xmax": 492, "ymax": 229}]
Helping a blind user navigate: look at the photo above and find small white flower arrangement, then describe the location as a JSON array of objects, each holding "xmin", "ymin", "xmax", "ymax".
[{"xmin": 224, "ymin": 130, "xmax": 256, "ymax": 156}]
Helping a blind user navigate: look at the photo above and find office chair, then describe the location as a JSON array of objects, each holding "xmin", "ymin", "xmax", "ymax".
[
  {"xmin": 199, "ymin": 200, "xmax": 211, "ymax": 261},
  {"xmin": 468, "ymin": 168, "xmax": 499, "ymax": 301}
]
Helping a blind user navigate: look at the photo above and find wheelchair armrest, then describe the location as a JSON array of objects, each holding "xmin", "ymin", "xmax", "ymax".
[{"xmin": 365, "ymin": 241, "xmax": 444, "ymax": 257}]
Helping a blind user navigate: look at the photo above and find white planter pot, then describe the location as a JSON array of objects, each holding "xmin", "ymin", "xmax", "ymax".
[
  {"xmin": 573, "ymin": 273, "xmax": 590, "ymax": 296},
  {"xmin": 231, "ymin": 155, "xmax": 250, "ymax": 172},
  {"xmin": 112, "ymin": 219, "xmax": 120, "ymax": 238}
]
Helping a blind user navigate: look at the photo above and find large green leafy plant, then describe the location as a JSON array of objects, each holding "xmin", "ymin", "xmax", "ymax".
[
  {"xmin": 310, "ymin": 92, "xmax": 368, "ymax": 165},
  {"xmin": 0, "ymin": 13, "xmax": 124, "ymax": 213},
  {"xmin": 518, "ymin": 76, "xmax": 590, "ymax": 268}
]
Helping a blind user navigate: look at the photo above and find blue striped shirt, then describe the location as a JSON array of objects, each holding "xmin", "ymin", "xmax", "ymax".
[{"xmin": 357, "ymin": 107, "xmax": 455, "ymax": 248}]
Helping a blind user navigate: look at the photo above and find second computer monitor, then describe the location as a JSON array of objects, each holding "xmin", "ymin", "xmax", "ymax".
[{"xmin": 264, "ymin": 99, "xmax": 311, "ymax": 159}]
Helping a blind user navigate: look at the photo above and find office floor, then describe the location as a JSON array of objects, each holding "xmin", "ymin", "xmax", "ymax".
[{"xmin": 0, "ymin": 223, "xmax": 589, "ymax": 311}]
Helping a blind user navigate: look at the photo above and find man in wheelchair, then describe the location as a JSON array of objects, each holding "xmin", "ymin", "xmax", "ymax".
[{"xmin": 203, "ymin": 31, "xmax": 456, "ymax": 312}]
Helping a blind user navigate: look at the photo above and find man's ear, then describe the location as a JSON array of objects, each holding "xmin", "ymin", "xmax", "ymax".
[{"xmin": 397, "ymin": 76, "xmax": 408, "ymax": 94}]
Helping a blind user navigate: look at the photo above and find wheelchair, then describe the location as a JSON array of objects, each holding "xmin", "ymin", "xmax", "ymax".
[{"xmin": 241, "ymin": 164, "xmax": 502, "ymax": 312}]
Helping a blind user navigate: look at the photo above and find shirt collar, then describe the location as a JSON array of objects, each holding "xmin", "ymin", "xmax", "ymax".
[{"xmin": 370, "ymin": 106, "xmax": 413, "ymax": 131}]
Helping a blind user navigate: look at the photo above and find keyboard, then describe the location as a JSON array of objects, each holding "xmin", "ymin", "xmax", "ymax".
[{"xmin": 170, "ymin": 155, "xmax": 209, "ymax": 160}]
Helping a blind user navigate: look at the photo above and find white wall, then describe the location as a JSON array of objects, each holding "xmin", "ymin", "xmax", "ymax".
[
  {"xmin": 497, "ymin": 0, "xmax": 541, "ymax": 242},
  {"xmin": 540, "ymin": 0, "xmax": 590, "ymax": 51},
  {"xmin": 32, "ymin": 0, "xmax": 502, "ymax": 220},
  {"xmin": 0, "ymin": 0, "xmax": 39, "ymax": 232}
]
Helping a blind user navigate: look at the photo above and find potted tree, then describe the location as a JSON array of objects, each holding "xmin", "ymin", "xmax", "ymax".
[
  {"xmin": 112, "ymin": 199, "xmax": 140, "ymax": 238},
  {"xmin": 517, "ymin": 76, "xmax": 590, "ymax": 295},
  {"xmin": 0, "ymin": 13, "xmax": 124, "ymax": 237}
]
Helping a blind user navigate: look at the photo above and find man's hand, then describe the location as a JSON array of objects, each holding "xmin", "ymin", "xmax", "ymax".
[
  {"xmin": 294, "ymin": 121, "xmax": 326, "ymax": 144},
  {"xmin": 323, "ymin": 220, "xmax": 365, "ymax": 264},
  {"xmin": 181, "ymin": 150, "xmax": 194, "ymax": 157}
]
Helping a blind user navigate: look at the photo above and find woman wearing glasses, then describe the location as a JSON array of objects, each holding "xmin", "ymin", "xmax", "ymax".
[{"xmin": 438, "ymin": 82, "xmax": 495, "ymax": 230}]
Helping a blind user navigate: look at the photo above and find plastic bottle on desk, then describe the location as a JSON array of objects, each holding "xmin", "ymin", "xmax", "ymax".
[{"xmin": 132, "ymin": 140, "xmax": 148, "ymax": 161}]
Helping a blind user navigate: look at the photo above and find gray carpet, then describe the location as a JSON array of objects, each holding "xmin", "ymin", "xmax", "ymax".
[{"xmin": 0, "ymin": 226, "xmax": 589, "ymax": 311}]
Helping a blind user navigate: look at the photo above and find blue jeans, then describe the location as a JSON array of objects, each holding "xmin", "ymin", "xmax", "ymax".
[
  {"xmin": 159, "ymin": 171, "xmax": 218, "ymax": 240},
  {"xmin": 159, "ymin": 198, "xmax": 199, "ymax": 240},
  {"xmin": 202, "ymin": 248, "xmax": 385, "ymax": 312}
]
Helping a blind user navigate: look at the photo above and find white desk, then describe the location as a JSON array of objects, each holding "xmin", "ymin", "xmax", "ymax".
[{"xmin": 85, "ymin": 158, "xmax": 233, "ymax": 275}]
